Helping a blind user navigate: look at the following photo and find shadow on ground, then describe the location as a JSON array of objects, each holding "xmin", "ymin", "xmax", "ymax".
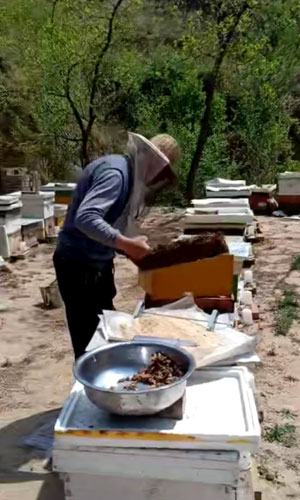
[{"xmin": 0, "ymin": 410, "xmax": 64, "ymax": 500}]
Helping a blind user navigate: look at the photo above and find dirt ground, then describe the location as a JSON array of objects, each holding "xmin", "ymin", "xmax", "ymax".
[
  {"xmin": 253, "ymin": 217, "xmax": 300, "ymax": 499},
  {"xmin": 0, "ymin": 212, "xmax": 300, "ymax": 499}
]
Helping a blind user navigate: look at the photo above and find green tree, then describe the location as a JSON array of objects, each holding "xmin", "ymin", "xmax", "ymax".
[
  {"xmin": 1, "ymin": 0, "xmax": 141, "ymax": 168},
  {"xmin": 178, "ymin": 0, "xmax": 300, "ymax": 198},
  {"xmin": 38, "ymin": 0, "xmax": 134, "ymax": 167},
  {"xmin": 1, "ymin": 0, "xmax": 300, "ymax": 198}
]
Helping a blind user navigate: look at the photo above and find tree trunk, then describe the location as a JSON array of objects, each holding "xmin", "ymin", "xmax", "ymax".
[
  {"xmin": 186, "ymin": 76, "xmax": 216, "ymax": 200},
  {"xmin": 81, "ymin": 130, "xmax": 90, "ymax": 168},
  {"xmin": 186, "ymin": 3, "xmax": 250, "ymax": 200}
]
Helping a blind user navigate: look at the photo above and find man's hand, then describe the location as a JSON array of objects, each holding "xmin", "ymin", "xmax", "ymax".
[{"xmin": 116, "ymin": 235, "xmax": 151, "ymax": 262}]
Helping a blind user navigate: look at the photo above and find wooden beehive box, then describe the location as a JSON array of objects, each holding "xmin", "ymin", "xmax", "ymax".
[{"xmin": 138, "ymin": 254, "xmax": 234, "ymax": 301}]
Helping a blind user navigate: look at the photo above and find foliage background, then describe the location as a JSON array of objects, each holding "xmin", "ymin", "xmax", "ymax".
[{"xmin": 1, "ymin": 0, "xmax": 300, "ymax": 201}]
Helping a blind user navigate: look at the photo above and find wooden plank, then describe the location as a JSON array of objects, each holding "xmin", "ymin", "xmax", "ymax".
[
  {"xmin": 145, "ymin": 294, "xmax": 234, "ymax": 313},
  {"xmin": 54, "ymin": 449, "xmax": 239, "ymax": 486},
  {"xmin": 195, "ymin": 296, "xmax": 234, "ymax": 313},
  {"xmin": 184, "ymin": 227, "xmax": 245, "ymax": 236},
  {"xmin": 139, "ymin": 255, "xmax": 234, "ymax": 301},
  {"xmin": 66, "ymin": 473, "xmax": 236, "ymax": 500}
]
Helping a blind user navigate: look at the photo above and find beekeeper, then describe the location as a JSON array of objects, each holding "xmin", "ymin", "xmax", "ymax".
[{"xmin": 53, "ymin": 133, "xmax": 180, "ymax": 359}]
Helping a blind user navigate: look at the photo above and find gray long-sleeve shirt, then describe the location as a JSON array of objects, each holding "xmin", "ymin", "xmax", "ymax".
[
  {"xmin": 57, "ymin": 155, "xmax": 132, "ymax": 268},
  {"xmin": 75, "ymin": 167, "xmax": 123, "ymax": 247}
]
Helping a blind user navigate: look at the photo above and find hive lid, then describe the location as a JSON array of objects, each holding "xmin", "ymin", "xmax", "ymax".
[
  {"xmin": 54, "ymin": 367, "xmax": 260, "ymax": 453},
  {"xmin": 22, "ymin": 191, "xmax": 55, "ymax": 200},
  {"xmin": 41, "ymin": 183, "xmax": 76, "ymax": 191},
  {"xmin": 0, "ymin": 202, "xmax": 23, "ymax": 213},
  {"xmin": 206, "ymin": 186, "xmax": 251, "ymax": 194},
  {"xmin": 278, "ymin": 172, "xmax": 300, "ymax": 178},
  {"xmin": 250, "ymin": 184, "xmax": 276, "ymax": 193},
  {"xmin": 0, "ymin": 194, "xmax": 20, "ymax": 206},
  {"xmin": 192, "ymin": 198, "xmax": 249, "ymax": 207},
  {"xmin": 206, "ymin": 178, "xmax": 246, "ymax": 187},
  {"xmin": 183, "ymin": 212, "xmax": 254, "ymax": 227}
]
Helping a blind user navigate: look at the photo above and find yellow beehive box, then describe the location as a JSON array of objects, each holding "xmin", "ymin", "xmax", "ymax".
[
  {"xmin": 55, "ymin": 215, "xmax": 65, "ymax": 227},
  {"xmin": 55, "ymin": 194, "xmax": 72, "ymax": 205},
  {"xmin": 138, "ymin": 254, "xmax": 233, "ymax": 301}
]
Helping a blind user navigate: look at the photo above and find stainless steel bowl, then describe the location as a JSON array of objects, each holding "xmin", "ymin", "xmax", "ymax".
[{"xmin": 74, "ymin": 341, "xmax": 195, "ymax": 416}]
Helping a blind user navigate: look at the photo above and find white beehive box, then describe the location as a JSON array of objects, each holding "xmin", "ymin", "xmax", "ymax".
[
  {"xmin": 54, "ymin": 203, "xmax": 68, "ymax": 218},
  {"xmin": 192, "ymin": 198, "xmax": 250, "ymax": 208},
  {"xmin": 54, "ymin": 367, "xmax": 260, "ymax": 454},
  {"xmin": 0, "ymin": 195, "xmax": 22, "ymax": 234},
  {"xmin": 0, "ymin": 224, "xmax": 22, "ymax": 258},
  {"xmin": 205, "ymin": 178, "xmax": 251, "ymax": 198},
  {"xmin": 206, "ymin": 178, "xmax": 246, "ymax": 188},
  {"xmin": 184, "ymin": 208, "xmax": 254, "ymax": 231},
  {"xmin": 60, "ymin": 472, "xmax": 237, "ymax": 500},
  {"xmin": 41, "ymin": 182, "xmax": 76, "ymax": 192},
  {"xmin": 53, "ymin": 367, "xmax": 260, "ymax": 500},
  {"xmin": 278, "ymin": 172, "xmax": 300, "ymax": 196},
  {"xmin": 21, "ymin": 191, "xmax": 55, "ymax": 219},
  {"xmin": 205, "ymin": 186, "xmax": 252, "ymax": 198},
  {"xmin": 250, "ymin": 184, "xmax": 276, "ymax": 194}
]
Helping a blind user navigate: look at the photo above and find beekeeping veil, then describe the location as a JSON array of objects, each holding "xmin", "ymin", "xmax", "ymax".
[
  {"xmin": 128, "ymin": 132, "xmax": 179, "ymax": 214},
  {"xmin": 114, "ymin": 132, "xmax": 180, "ymax": 237}
]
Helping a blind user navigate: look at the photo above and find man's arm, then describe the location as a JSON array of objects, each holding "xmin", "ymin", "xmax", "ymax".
[
  {"xmin": 75, "ymin": 168, "xmax": 123, "ymax": 248},
  {"xmin": 75, "ymin": 168, "xmax": 150, "ymax": 260}
]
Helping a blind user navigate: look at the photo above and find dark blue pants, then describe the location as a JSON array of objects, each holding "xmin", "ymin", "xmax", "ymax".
[{"xmin": 53, "ymin": 252, "xmax": 116, "ymax": 359}]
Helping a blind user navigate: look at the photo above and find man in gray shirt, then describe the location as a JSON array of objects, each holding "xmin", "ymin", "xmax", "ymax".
[{"xmin": 53, "ymin": 133, "xmax": 180, "ymax": 359}]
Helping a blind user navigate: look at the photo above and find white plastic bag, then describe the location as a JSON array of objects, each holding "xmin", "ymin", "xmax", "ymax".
[{"xmin": 98, "ymin": 297, "xmax": 257, "ymax": 369}]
